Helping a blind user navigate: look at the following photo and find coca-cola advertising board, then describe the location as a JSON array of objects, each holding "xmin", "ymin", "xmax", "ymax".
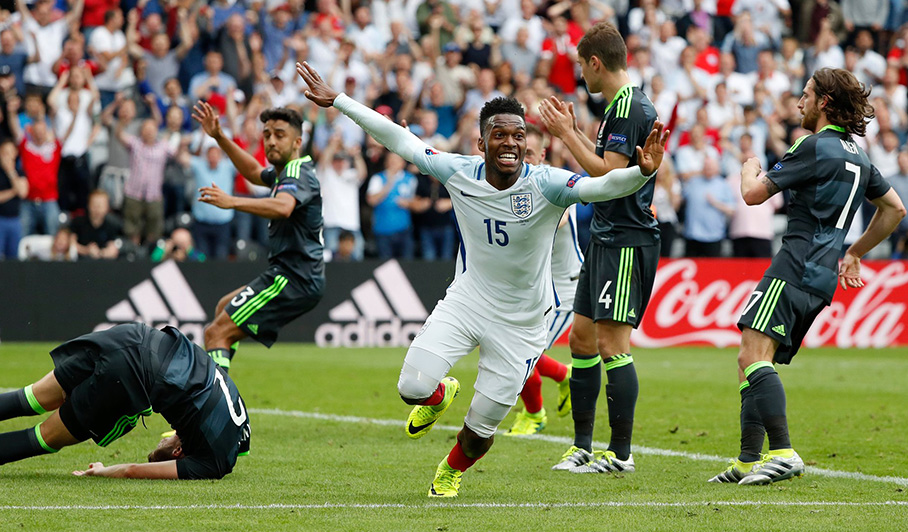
[{"xmin": 625, "ymin": 259, "xmax": 908, "ymax": 348}]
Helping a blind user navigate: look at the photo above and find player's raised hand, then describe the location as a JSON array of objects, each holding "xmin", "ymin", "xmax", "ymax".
[
  {"xmin": 636, "ymin": 121, "xmax": 669, "ymax": 176},
  {"xmin": 742, "ymin": 156, "xmax": 762, "ymax": 177},
  {"xmin": 297, "ymin": 61, "xmax": 339, "ymax": 108},
  {"xmin": 199, "ymin": 182, "xmax": 235, "ymax": 209},
  {"xmin": 538, "ymin": 97, "xmax": 573, "ymax": 139},
  {"xmin": 192, "ymin": 101, "xmax": 223, "ymax": 140},
  {"xmin": 838, "ymin": 252, "xmax": 865, "ymax": 290}
]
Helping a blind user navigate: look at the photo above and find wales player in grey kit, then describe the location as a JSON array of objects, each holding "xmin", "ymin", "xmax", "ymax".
[
  {"xmin": 710, "ymin": 68, "xmax": 906, "ymax": 485},
  {"xmin": 0, "ymin": 323, "xmax": 250, "ymax": 479}
]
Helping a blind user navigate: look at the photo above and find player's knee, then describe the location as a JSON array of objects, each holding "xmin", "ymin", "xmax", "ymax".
[
  {"xmin": 397, "ymin": 373, "xmax": 438, "ymax": 403},
  {"xmin": 397, "ymin": 351, "xmax": 450, "ymax": 403},
  {"xmin": 569, "ymin": 328, "xmax": 596, "ymax": 354}
]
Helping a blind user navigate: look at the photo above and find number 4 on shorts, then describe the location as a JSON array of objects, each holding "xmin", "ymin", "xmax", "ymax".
[{"xmin": 599, "ymin": 281, "xmax": 613, "ymax": 309}]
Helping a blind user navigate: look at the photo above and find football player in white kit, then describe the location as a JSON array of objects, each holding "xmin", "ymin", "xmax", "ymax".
[
  {"xmin": 506, "ymin": 125, "xmax": 580, "ymax": 435},
  {"xmin": 298, "ymin": 61, "xmax": 668, "ymax": 498}
]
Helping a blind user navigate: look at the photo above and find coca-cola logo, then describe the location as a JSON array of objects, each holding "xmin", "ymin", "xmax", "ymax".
[{"xmin": 632, "ymin": 259, "xmax": 908, "ymax": 348}]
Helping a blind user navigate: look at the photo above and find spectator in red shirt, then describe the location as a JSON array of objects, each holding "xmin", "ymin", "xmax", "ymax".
[
  {"xmin": 81, "ymin": 0, "xmax": 119, "ymax": 34},
  {"xmin": 539, "ymin": 15, "xmax": 582, "ymax": 96},
  {"xmin": 7, "ymin": 96, "xmax": 72, "ymax": 237},
  {"xmin": 53, "ymin": 35, "xmax": 103, "ymax": 79}
]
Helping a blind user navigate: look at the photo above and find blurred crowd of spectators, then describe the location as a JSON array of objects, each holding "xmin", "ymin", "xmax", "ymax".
[{"xmin": 0, "ymin": 0, "xmax": 907, "ymax": 263}]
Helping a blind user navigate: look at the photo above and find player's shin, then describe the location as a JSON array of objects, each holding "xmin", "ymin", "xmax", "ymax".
[
  {"xmin": 738, "ymin": 381, "xmax": 765, "ymax": 462},
  {"xmin": 604, "ymin": 354, "xmax": 638, "ymax": 461},
  {"xmin": 0, "ymin": 385, "xmax": 46, "ymax": 421},
  {"xmin": 520, "ymin": 368, "xmax": 543, "ymax": 413},
  {"xmin": 0, "ymin": 426, "xmax": 58, "ymax": 465},
  {"xmin": 535, "ymin": 354, "xmax": 569, "ymax": 382},
  {"xmin": 745, "ymin": 362, "xmax": 791, "ymax": 451},
  {"xmin": 570, "ymin": 353, "xmax": 602, "ymax": 452}
]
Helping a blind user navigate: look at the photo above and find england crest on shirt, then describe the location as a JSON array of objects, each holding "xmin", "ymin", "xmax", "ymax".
[{"xmin": 510, "ymin": 193, "xmax": 533, "ymax": 219}]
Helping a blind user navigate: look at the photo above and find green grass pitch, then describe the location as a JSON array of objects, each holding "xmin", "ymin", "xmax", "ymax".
[{"xmin": 1, "ymin": 342, "xmax": 906, "ymax": 531}]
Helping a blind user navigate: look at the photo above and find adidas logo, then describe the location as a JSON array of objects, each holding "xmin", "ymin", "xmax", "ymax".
[
  {"xmin": 628, "ymin": 308, "xmax": 636, "ymax": 319},
  {"xmin": 315, "ymin": 260, "xmax": 429, "ymax": 347},
  {"xmin": 94, "ymin": 260, "xmax": 208, "ymax": 342},
  {"xmin": 248, "ymin": 324, "xmax": 259, "ymax": 335},
  {"xmin": 772, "ymin": 324, "xmax": 786, "ymax": 336}
]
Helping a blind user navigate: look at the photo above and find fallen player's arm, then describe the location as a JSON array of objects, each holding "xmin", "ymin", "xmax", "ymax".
[{"xmin": 73, "ymin": 461, "xmax": 179, "ymax": 479}]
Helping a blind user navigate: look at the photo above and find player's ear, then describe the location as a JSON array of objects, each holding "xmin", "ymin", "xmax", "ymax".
[
  {"xmin": 172, "ymin": 445, "xmax": 184, "ymax": 459},
  {"xmin": 477, "ymin": 135, "xmax": 485, "ymax": 154}
]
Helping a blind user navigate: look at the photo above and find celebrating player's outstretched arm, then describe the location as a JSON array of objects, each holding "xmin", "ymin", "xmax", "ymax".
[{"xmin": 298, "ymin": 61, "xmax": 668, "ymax": 204}]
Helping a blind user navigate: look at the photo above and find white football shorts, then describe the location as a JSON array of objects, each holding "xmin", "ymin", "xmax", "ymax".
[{"xmin": 407, "ymin": 296, "xmax": 548, "ymax": 406}]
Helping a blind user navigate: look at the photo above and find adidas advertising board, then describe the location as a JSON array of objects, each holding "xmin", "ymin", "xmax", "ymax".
[
  {"xmin": 315, "ymin": 260, "xmax": 429, "ymax": 347},
  {"xmin": 3, "ymin": 259, "xmax": 908, "ymax": 347},
  {"xmin": 0, "ymin": 259, "xmax": 449, "ymax": 344},
  {"xmin": 93, "ymin": 261, "xmax": 208, "ymax": 342}
]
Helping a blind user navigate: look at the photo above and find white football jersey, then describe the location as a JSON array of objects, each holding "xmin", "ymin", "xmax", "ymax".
[
  {"xmin": 551, "ymin": 204, "xmax": 583, "ymax": 311},
  {"xmin": 411, "ymin": 149, "xmax": 586, "ymax": 327}
]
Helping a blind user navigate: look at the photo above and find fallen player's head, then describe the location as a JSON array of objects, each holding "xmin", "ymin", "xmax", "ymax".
[
  {"xmin": 260, "ymin": 107, "xmax": 305, "ymax": 166},
  {"xmin": 148, "ymin": 433, "xmax": 184, "ymax": 463},
  {"xmin": 478, "ymin": 97, "xmax": 527, "ymax": 176}
]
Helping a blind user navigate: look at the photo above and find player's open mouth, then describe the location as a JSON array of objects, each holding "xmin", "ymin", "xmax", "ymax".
[{"xmin": 497, "ymin": 153, "xmax": 519, "ymax": 166}]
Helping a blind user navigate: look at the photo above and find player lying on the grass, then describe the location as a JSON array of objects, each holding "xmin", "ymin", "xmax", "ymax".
[
  {"xmin": 191, "ymin": 104, "xmax": 325, "ymax": 372},
  {"xmin": 298, "ymin": 60, "xmax": 668, "ymax": 498},
  {"xmin": 505, "ymin": 124, "xmax": 576, "ymax": 436},
  {"xmin": 710, "ymin": 68, "xmax": 906, "ymax": 486},
  {"xmin": 0, "ymin": 323, "xmax": 250, "ymax": 479}
]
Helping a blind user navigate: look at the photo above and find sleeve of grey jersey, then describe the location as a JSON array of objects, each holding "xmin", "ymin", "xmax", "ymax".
[
  {"xmin": 332, "ymin": 93, "xmax": 430, "ymax": 164},
  {"xmin": 575, "ymin": 166, "xmax": 654, "ymax": 203}
]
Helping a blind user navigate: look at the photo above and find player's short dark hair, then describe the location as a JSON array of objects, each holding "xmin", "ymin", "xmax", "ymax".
[
  {"xmin": 260, "ymin": 107, "xmax": 303, "ymax": 136},
  {"xmin": 577, "ymin": 21, "xmax": 627, "ymax": 72},
  {"xmin": 104, "ymin": 8, "xmax": 119, "ymax": 23},
  {"xmin": 811, "ymin": 68, "xmax": 874, "ymax": 137},
  {"xmin": 479, "ymin": 97, "xmax": 525, "ymax": 136}
]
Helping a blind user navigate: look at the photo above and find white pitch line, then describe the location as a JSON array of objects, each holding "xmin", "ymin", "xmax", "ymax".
[
  {"xmin": 2, "ymin": 501, "xmax": 908, "ymax": 511},
  {"xmin": 250, "ymin": 407, "xmax": 908, "ymax": 487}
]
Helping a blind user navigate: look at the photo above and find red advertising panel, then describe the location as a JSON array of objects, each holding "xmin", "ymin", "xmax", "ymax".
[{"xmin": 556, "ymin": 259, "xmax": 908, "ymax": 348}]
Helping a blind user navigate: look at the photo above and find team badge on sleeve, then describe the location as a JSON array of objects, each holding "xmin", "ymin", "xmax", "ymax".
[{"xmin": 510, "ymin": 193, "xmax": 533, "ymax": 219}]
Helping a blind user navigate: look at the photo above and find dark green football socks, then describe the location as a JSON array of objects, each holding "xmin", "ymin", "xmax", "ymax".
[
  {"xmin": 738, "ymin": 380, "xmax": 765, "ymax": 463},
  {"xmin": 0, "ymin": 385, "xmax": 47, "ymax": 421},
  {"xmin": 604, "ymin": 354, "xmax": 638, "ymax": 461},
  {"xmin": 570, "ymin": 353, "xmax": 602, "ymax": 452},
  {"xmin": 745, "ymin": 361, "xmax": 791, "ymax": 451}
]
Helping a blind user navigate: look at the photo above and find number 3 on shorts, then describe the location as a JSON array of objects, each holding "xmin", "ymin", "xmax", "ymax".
[{"xmin": 231, "ymin": 286, "xmax": 255, "ymax": 307}]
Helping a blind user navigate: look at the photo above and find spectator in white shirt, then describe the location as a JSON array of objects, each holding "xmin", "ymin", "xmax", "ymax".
[
  {"xmin": 89, "ymin": 8, "xmax": 135, "ymax": 108},
  {"xmin": 19, "ymin": 0, "xmax": 85, "ymax": 94}
]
